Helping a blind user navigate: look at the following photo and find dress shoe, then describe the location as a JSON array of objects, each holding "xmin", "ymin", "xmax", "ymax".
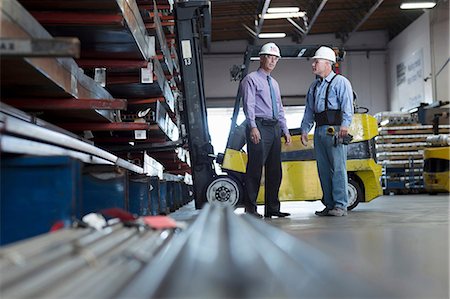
[
  {"xmin": 264, "ymin": 211, "xmax": 291, "ymax": 218},
  {"xmin": 246, "ymin": 211, "xmax": 263, "ymax": 219},
  {"xmin": 315, "ymin": 208, "xmax": 330, "ymax": 216}
]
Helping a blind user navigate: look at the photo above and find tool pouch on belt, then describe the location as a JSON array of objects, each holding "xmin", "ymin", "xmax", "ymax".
[{"xmin": 314, "ymin": 110, "xmax": 343, "ymax": 126}]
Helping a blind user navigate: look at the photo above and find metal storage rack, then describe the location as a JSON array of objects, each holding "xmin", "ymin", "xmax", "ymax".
[
  {"xmin": 0, "ymin": 0, "xmax": 192, "ymax": 245},
  {"xmin": 376, "ymin": 120, "xmax": 450, "ymax": 194}
]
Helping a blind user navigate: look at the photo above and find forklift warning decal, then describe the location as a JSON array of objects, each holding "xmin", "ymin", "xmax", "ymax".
[{"xmin": 181, "ymin": 40, "xmax": 192, "ymax": 66}]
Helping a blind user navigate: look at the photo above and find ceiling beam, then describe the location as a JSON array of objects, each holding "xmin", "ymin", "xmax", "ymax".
[
  {"xmin": 299, "ymin": 0, "xmax": 328, "ymax": 43},
  {"xmin": 251, "ymin": 0, "xmax": 271, "ymax": 42},
  {"xmin": 286, "ymin": 17, "xmax": 306, "ymax": 35},
  {"xmin": 343, "ymin": 0, "xmax": 384, "ymax": 45}
]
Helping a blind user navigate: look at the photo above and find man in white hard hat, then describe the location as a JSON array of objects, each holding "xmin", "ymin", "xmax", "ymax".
[
  {"xmin": 240, "ymin": 42, "xmax": 292, "ymax": 218},
  {"xmin": 300, "ymin": 46, "xmax": 354, "ymax": 216}
]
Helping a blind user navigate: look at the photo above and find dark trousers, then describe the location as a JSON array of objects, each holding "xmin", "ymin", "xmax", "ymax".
[{"xmin": 244, "ymin": 119, "xmax": 282, "ymax": 214}]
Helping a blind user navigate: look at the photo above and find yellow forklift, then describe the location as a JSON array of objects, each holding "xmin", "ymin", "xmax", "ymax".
[
  {"xmin": 206, "ymin": 45, "xmax": 382, "ymax": 210},
  {"xmin": 419, "ymin": 102, "xmax": 450, "ymax": 194},
  {"xmin": 175, "ymin": 11, "xmax": 382, "ymax": 209}
]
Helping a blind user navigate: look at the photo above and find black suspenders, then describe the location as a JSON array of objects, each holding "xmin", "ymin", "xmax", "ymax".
[
  {"xmin": 313, "ymin": 74, "xmax": 339, "ymax": 111},
  {"xmin": 313, "ymin": 74, "xmax": 343, "ymax": 126}
]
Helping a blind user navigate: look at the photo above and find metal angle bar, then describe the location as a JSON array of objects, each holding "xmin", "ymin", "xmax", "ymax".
[
  {"xmin": 344, "ymin": 0, "xmax": 384, "ymax": 45},
  {"xmin": 2, "ymin": 98, "xmax": 127, "ymax": 110},
  {"xmin": 116, "ymin": 0, "xmax": 155, "ymax": 60},
  {"xmin": 0, "ymin": 37, "xmax": 80, "ymax": 58},
  {"xmin": 152, "ymin": 3, "xmax": 174, "ymax": 75}
]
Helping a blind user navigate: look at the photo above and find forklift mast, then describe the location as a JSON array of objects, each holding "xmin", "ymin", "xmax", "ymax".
[{"xmin": 174, "ymin": 1, "xmax": 215, "ymax": 209}]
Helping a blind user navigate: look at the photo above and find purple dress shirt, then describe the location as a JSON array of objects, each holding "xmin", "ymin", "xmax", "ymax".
[{"xmin": 241, "ymin": 68, "xmax": 289, "ymax": 136}]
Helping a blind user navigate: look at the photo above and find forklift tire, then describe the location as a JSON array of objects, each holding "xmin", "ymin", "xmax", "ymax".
[
  {"xmin": 347, "ymin": 176, "xmax": 363, "ymax": 210},
  {"xmin": 320, "ymin": 176, "xmax": 363, "ymax": 210},
  {"xmin": 205, "ymin": 175, "xmax": 242, "ymax": 208}
]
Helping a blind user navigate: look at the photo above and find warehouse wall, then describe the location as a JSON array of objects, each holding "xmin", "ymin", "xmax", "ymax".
[
  {"xmin": 387, "ymin": 2, "xmax": 449, "ymax": 112},
  {"xmin": 387, "ymin": 13, "xmax": 433, "ymax": 112},
  {"xmin": 430, "ymin": 2, "xmax": 450, "ymax": 104},
  {"xmin": 203, "ymin": 31, "xmax": 389, "ymax": 114}
]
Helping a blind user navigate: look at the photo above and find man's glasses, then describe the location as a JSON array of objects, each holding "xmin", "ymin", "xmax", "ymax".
[{"xmin": 264, "ymin": 54, "xmax": 280, "ymax": 61}]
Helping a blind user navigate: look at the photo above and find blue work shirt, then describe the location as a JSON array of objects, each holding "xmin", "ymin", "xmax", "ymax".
[
  {"xmin": 241, "ymin": 68, "xmax": 289, "ymax": 136},
  {"xmin": 300, "ymin": 71, "xmax": 354, "ymax": 134}
]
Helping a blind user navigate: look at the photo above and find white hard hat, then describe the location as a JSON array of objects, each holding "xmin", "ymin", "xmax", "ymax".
[
  {"xmin": 312, "ymin": 46, "xmax": 336, "ymax": 63},
  {"xmin": 259, "ymin": 42, "xmax": 281, "ymax": 57}
]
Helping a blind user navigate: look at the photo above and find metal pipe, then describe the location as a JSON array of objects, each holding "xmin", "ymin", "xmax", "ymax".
[{"xmin": 2, "ymin": 226, "xmax": 137, "ymax": 298}]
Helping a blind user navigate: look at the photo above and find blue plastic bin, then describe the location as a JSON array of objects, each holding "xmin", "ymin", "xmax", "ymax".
[{"xmin": 1, "ymin": 156, "xmax": 81, "ymax": 245}]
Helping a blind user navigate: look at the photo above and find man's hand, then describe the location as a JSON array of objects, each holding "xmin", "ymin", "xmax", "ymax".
[
  {"xmin": 284, "ymin": 133, "xmax": 292, "ymax": 145},
  {"xmin": 301, "ymin": 133, "xmax": 308, "ymax": 146},
  {"xmin": 249, "ymin": 127, "xmax": 261, "ymax": 144},
  {"xmin": 339, "ymin": 126, "xmax": 349, "ymax": 138}
]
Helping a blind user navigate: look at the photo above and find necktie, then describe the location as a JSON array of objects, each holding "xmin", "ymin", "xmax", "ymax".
[{"xmin": 267, "ymin": 76, "xmax": 278, "ymax": 119}]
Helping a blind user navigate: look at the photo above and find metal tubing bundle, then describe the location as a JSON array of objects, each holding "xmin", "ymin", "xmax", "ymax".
[
  {"xmin": 1, "ymin": 205, "xmax": 405, "ymax": 298},
  {"xmin": 118, "ymin": 205, "xmax": 401, "ymax": 299},
  {"xmin": 0, "ymin": 223, "xmax": 175, "ymax": 298}
]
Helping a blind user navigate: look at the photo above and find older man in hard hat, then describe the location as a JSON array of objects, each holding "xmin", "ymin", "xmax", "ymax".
[
  {"xmin": 240, "ymin": 42, "xmax": 292, "ymax": 219},
  {"xmin": 300, "ymin": 46, "xmax": 354, "ymax": 217}
]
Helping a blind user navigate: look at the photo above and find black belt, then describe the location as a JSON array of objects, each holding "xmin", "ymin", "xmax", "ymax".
[{"xmin": 255, "ymin": 117, "xmax": 279, "ymax": 126}]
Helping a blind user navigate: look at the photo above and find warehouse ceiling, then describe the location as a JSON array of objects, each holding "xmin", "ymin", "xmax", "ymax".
[{"xmin": 210, "ymin": 0, "xmax": 427, "ymax": 43}]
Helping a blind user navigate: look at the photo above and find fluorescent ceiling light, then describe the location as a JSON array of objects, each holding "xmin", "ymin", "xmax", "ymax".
[
  {"xmin": 260, "ymin": 11, "xmax": 306, "ymax": 19},
  {"xmin": 400, "ymin": 2, "xmax": 436, "ymax": 9},
  {"xmin": 258, "ymin": 32, "xmax": 286, "ymax": 38},
  {"xmin": 267, "ymin": 7, "xmax": 299, "ymax": 13}
]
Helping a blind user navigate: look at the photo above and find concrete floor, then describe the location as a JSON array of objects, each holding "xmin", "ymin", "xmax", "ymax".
[{"xmin": 171, "ymin": 194, "xmax": 449, "ymax": 299}]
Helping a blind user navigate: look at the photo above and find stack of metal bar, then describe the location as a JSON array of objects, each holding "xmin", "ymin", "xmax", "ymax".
[
  {"xmin": 1, "ymin": 205, "xmax": 406, "ymax": 298},
  {"xmin": 0, "ymin": 222, "xmax": 178, "ymax": 298},
  {"xmin": 375, "ymin": 112, "xmax": 450, "ymax": 193}
]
